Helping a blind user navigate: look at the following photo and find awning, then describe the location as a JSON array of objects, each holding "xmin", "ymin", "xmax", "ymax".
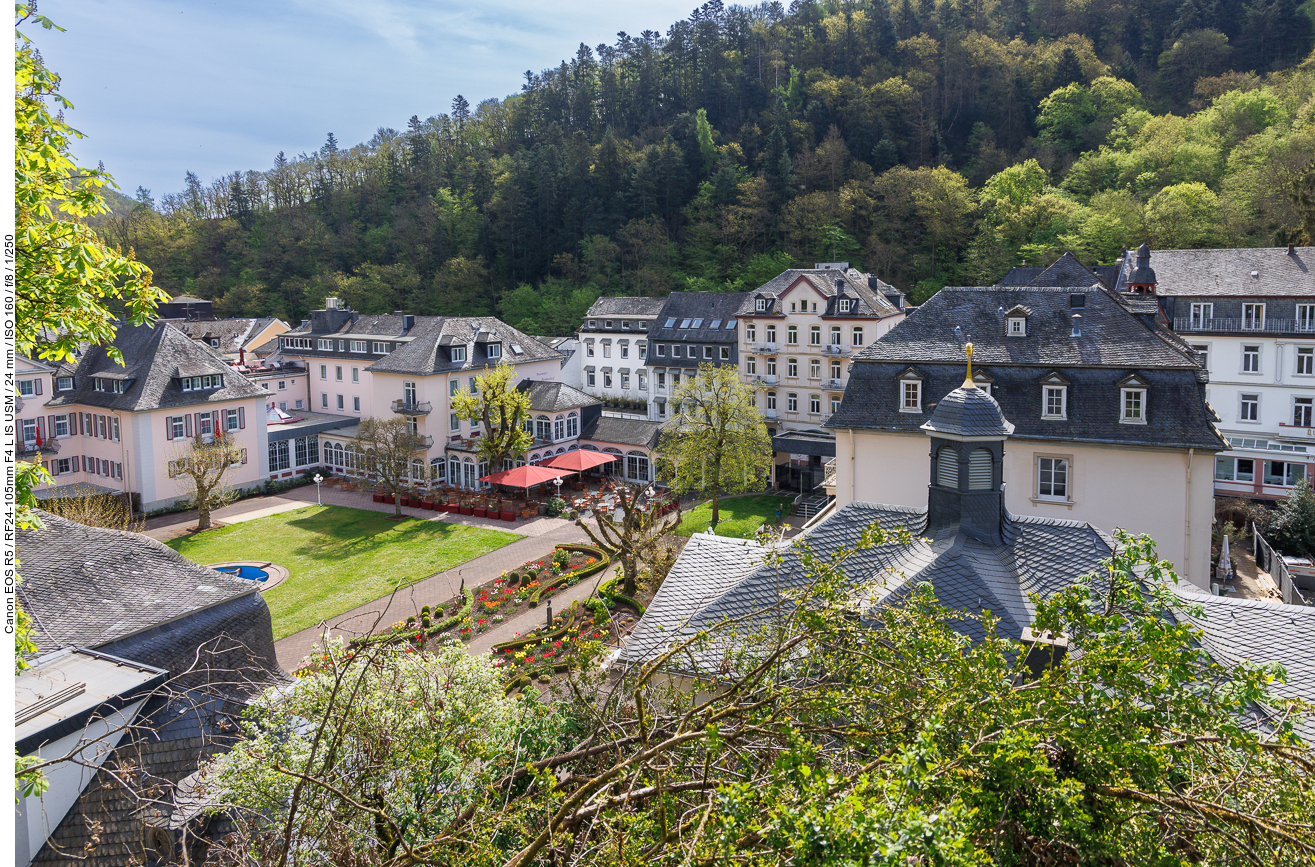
[
  {"xmin": 477, "ymin": 465, "xmax": 574, "ymax": 488},
  {"xmin": 542, "ymin": 451, "xmax": 619, "ymax": 472},
  {"xmin": 771, "ymin": 429, "xmax": 836, "ymax": 457}
]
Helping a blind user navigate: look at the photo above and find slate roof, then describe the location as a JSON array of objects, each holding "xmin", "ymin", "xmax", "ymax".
[
  {"xmin": 1122, "ymin": 247, "xmax": 1315, "ymax": 297},
  {"xmin": 831, "ymin": 287, "xmax": 1223, "ymax": 450},
  {"xmin": 1172, "ymin": 589, "xmax": 1315, "ymax": 743},
  {"xmin": 854, "ymin": 287, "xmax": 1197, "ymax": 368},
  {"xmin": 585, "ymin": 296, "xmax": 667, "ymax": 318},
  {"xmin": 164, "ymin": 318, "xmax": 282, "ymax": 354},
  {"xmin": 16, "ymin": 512, "xmax": 259, "ymax": 653},
  {"xmin": 581, "ymin": 415, "xmax": 664, "ymax": 448},
  {"xmin": 737, "ymin": 268, "xmax": 902, "ymax": 317},
  {"xmin": 649, "ymin": 293, "xmax": 748, "ymax": 342},
  {"xmin": 518, "ymin": 379, "xmax": 596, "ymax": 412},
  {"xmin": 42, "ymin": 322, "xmax": 264, "ymax": 412},
  {"xmin": 366, "ymin": 317, "xmax": 562, "ymax": 375},
  {"xmin": 998, "ymin": 254, "xmax": 1121, "ymax": 290},
  {"xmin": 622, "ymin": 501, "xmax": 1115, "ymax": 670},
  {"xmin": 921, "ymin": 385, "xmax": 1015, "ymax": 439}
]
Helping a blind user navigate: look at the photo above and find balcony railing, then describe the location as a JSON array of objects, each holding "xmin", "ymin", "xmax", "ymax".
[
  {"xmin": 18, "ymin": 437, "xmax": 60, "ymax": 457},
  {"xmin": 15, "ymin": 395, "xmax": 24, "ymax": 413},
  {"xmin": 825, "ymin": 379, "xmax": 845, "ymax": 390},
  {"xmin": 750, "ymin": 374, "xmax": 779, "ymax": 386},
  {"xmin": 392, "ymin": 399, "xmax": 433, "ymax": 415},
  {"xmin": 412, "ymin": 434, "xmax": 435, "ymax": 448},
  {"xmin": 823, "ymin": 344, "xmax": 851, "ymax": 356},
  {"xmin": 1173, "ymin": 317, "xmax": 1315, "ymax": 335},
  {"xmin": 750, "ymin": 343, "xmax": 779, "ymax": 354}
]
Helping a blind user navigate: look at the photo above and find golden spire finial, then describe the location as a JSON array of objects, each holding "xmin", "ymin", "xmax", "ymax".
[{"xmin": 963, "ymin": 342, "xmax": 977, "ymax": 389}]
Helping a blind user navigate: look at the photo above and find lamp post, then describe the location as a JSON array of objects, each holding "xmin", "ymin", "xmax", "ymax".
[
  {"xmin": 313, "ymin": 473, "xmax": 323, "ymax": 505},
  {"xmin": 552, "ymin": 476, "xmax": 562, "ymax": 501}
]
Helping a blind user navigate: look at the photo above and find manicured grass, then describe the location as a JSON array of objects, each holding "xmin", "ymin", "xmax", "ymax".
[
  {"xmin": 167, "ymin": 505, "xmax": 520, "ymax": 639},
  {"xmin": 675, "ymin": 494, "xmax": 796, "ymax": 539}
]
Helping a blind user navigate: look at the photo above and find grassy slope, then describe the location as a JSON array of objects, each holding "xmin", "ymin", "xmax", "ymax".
[
  {"xmin": 167, "ymin": 505, "xmax": 519, "ymax": 639},
  {"xmin": 675, "ymin": 494, "xmax": 796, "ymax": 539}
]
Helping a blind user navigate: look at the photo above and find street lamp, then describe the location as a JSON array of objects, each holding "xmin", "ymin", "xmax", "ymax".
[
  {"xmin": 552, "ymin": 476, "xmax": 562, "ymax": 500},
  {"xmin": 313, "ymin": 473, "xmax": 324, "ymax": 506}
]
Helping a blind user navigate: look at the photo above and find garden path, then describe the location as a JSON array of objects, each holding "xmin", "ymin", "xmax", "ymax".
[
  {"xmin": 464, "ymin": 563, "xmax": 618, "ymax": 658},
  {"xmin": 271, "ymin": 519, "xmax": 594, "ymax": 672}
]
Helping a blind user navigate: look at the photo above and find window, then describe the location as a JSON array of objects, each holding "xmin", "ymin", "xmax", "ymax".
[
  {"xmin": 620, "ymin": 371, "xmax": 630, "ymax": 389},
  {"xmin": 17, "ymin": 379, "xmax": 34, "ymax": 396},
  {"xmin": 1120, "ymin": 388, "xmax": 1146, "ymax": 423},
  {"xmin": 691, "ymin": 319, "xmax": 702, "ymax": 328},
  {"xmin": 1295, "ymin": 398, "xmax": 1313, "ymax": 427},
  {"xmin": 1243, "ymin": 345, "xmax": 1261, "ymax": 373},
  {"xmin": 790, "ymin": 302, "xmax": 796, "ymax": 313},
  {"xmin": 606, "ymin": 320, "xmax": 615, "ymax": 329},
  {"xmin": 755, "ymin": 298, "xmax": 766, "ymax": 312},
  {"xmin": 603, "ymin": 371, "xmax": 613, "ymax": 389},
  {"xmin": 787, "ymin": 393, "xmax": 798, "ymax": 412},
  {"xmin": 809, "ymin": 326, "xmax": 821, "ymax": 346},
  {"xmin": 830, "ymin": 360, "xmax": 841, "ymax": 380},
  {"xmin": 1300, "ymin": 305, "xmax": 1315, "ymax": 332},
  {"xmin": 282, "ymin": 337, "xmax": 312, "ymax": 350},
  {"xmin": 321, "ymin": 393, "xmax": 329, "ymax": 408},
  {"xmin": 1265, "ymin": 460, "xmax": 1306, "ymax": 486},
  {"xmin": 656, "ymin": 344, "xmax": 667, "ymax": 357},
  {"xmin": 703, "ymin": 346, "xmax": 713, "ymax": 359},
  {"xmin": 269, "ymin": 439, "xmax": 291, "ymax": 472},
  {"xmin": 626, "ymin": 452, "xmax": 650, "ymax": 482},
  {"xmin": 657, "ymin": 371, "xmax": 666, "ymax": 389},
  {"xmin": 672, "ymin": 345, "xmax": 683, "ymax": 358},
  {"xmin": 720, "ymin": 345, "xmax": 730, "ymax": 360},
  {"xmin": 680, "ymin": 319, "xmax": 692, "ymax": 328},
  {"xmin": 1037, "ymin": 457, "xmax": 1069, "ymax": 500},
  {"xmin": 809, "ymin": 358, "xmax": 821, "ymax": 379},
  {"xmin": 1299, "ymin": 348, "xmax": 1315, "ymax": 376},
  {"xmin": 469, "ymin": 376, "xmax": 477, "ymax": 393},
  {"xmin": 320, "ymin": 364, "xmax": 327, "ymax": 380},
  {"xmin": 54, "ymin": 415, "xmax": 69, "ymax": 437},
  {"xmin": 639, "ymin": 343, "xmax": 647, "ymax": 359},
  {"xmin": 766, "ymin": 392, "xmax": 777, "ymax": 410},
  {"xmin": 567, "ymin": 414, "xmax": 579, "ymax": 437},
  {"xmin": 1215, "ymin": 456, "xmax": 1255, "ymax": 482},
  {"xmin": 587, "ymin": 369, "xmax": 597, "ymax": 388},
  {"xmin": 1243, "ymin": 303, "xmax": 1266, "ymax": 330},
  {"xmin": 354, "ymin": 396, "xmax": 361, "ymax": 412},
  {"xmin": 746, "ymin": 356, "xmax": 757, "ymax": 375},
  {"xmin": 603, "ymin": 343, "xmax": 612, "ymax": 358},
  {"xmin": 56, "ymin": 376, "xmax": 73, "ymax": 391},
  {"xmin": 335, "ymin": 394, "xmax": 345, "ymax": 410},
  {"xmin": 665, "ymin": 316, "xmax": 677, "ymax": 327},
  {"xmin": 839, "ymin": 298, "xmax": 851, "ymax": 312},
  {"xmin": 638, "ymin": 373, "xmax": 647, "ymax": 391},
  {"xmin": 535, "ymin": 416, "xmax": 551, "ymax": 441},
  {"xmin": 55, "ymin": 458, "xmax": 71, "ymax": 475},
  {"xmin": 1043, "ymin": 386, "xmax": 1067, "ymax": 420},
  {"xmin": 351, "ymin": 340, "xmax": 367, "ymax": 352},
  {"xmin": 1191, "ymin": 344, "xmax": 1209, "ymax": 370},
  {"xmin": 710, "ymin": 319, "xmax": 721, "ymax": 329},
  {"xmin": 450, "ymin": 346, "xmax": 467, "ymax": 362},
  {"xmin": 766, "ymin": 357, "xmax": 777, "ymax": 376},
  {"xmin": 787, "ymin": 325, "xmax": 798, "ymax": 345},
  {"xmin": 1240, "ymin": 393, "xmax": 1260, "ymax": 421},
  {"xmin": 20, "ymin": 418, "xmax": 37, "ymax": 445},
  {"xmin": 451, "ymin": 413, "xmax": 460, "ymax": 431},
  {"xmin": 830, "ymin": 326, "xmax": 841, "ymax": 346},
  {"xmin": 554, "ymin": 415, "xmax": 565, "ymax": 441},
  {"xmin": 225, "ymin": 409, "xmax": 240, "ymax": 431},
  {"xmin": 197, "ymin": 413, "xmax": 213, "ymax": 440},
  {"xmin": 295, "ymin": 399, "xmax": 303, "ymax": 409},
  {"xmin": 352, "ymin": 366, "xmax": 359, "ymax": 382},
  {"xmin": 809, "ymin": 394, "xmax": 821, "ymax": 414},
  {"xmin": 1007, "ymin": 317, "xmax": 1026, "ymax": 336},
  {"xmin": 372, "ymin": 341, "xmax": 389, "ymax": 354},
  {"xmin": 851, "ymin": 327, "xmax": 864, "ymax": 346},
  {"xmin": 335, "ymin": 365, "xmax": 343, "ymax": 381},
  {"xmin": 620, "ymin": 343, "xmax": 629, "ymax": 359},
  {"xmin": 787, "ymin": 358, "xmax": 798, "ymax": 378},
  {"xmin": 278, "ymin": 380, "xmax": 287, "ymax": 390},
  {"xmin": 766, "ymin": 325, "xmax": 776, "ymax": 344},
  {"xmin": 1189, "ymin": 303, "xmax": 1213, "ymax": 329},
  {"xmin": 746, "ymin": 323, "xmax": 756, "ymax": 343},
  {"xmin": 318, "ymin": 339, "xmax": 333, "ymax": 351},
  {"xmin": 901, "ymin": 380, "xmax": 921, "ymax": 412}
]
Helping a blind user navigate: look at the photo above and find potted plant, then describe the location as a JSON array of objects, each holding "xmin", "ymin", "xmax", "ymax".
[
  {"xmin": 474, "ymin": 504, "xmax": 488, "ymax": 518},
  {"xmin": 444, "ymin": 500, "xmax": 460, "ymax": 513},
  {"xmin": 500, "ymin": 508, "xmax": 516, "ymax": 521},
  {"xmin": 459, "ymin": 498, "xmax": 474, "ymax": 516}
]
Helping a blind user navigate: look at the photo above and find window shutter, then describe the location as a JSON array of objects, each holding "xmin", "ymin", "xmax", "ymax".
[
  {"xmin": 969, "ymin": 449, "xmax": 993, "ymax": 490},
  {"xmin": 47, "ymin": 415, "xmax": 55, "ymax": 438},
  {"xmin": 936, "ymin": 446, "xmax": 958, "ymax": 489},
  {"xmin": 185, "ymin": 414, "xmax": 193, "ymax": 437},
  {"xmin": 238, "ymin": 406, "xmax": 245, "ymax": 429},
  {"xmin": 34, "ymin": 379, "xmax": 42, "ymax": 395},
  {"xmin": 165, "ymin": 416, "xmax": 173, "ymax": 440}
]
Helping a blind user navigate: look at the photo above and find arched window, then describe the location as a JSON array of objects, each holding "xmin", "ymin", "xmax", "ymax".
[
  {"xmin": 936, "ymin": 446, "xmax": 958, "ymax": 489},
  {"xmin": 536, "ymin": 415, "xmax": 552, "ymax": 441},
  {"xmin": 626, "ymin": 450, "xmax": 650, "ymax": 482},
  {"xmin": 462, "ymin": 457, "xmax": 475, "ymax": 489},
  {"xmin": 566, "ymin": 412, "xmax": 579, "ymax": 438},
  {"xmin": 969, "ymin": 449, "xmax": 993, "ymax": 490},
  {"xmin": 554, "ymin": 414, "xmax": 565, "ymax": 441},
  {"xmin": 430, "ymin": 457, "xmax": 446, "ymax": 481},
  {"xmin": 604, "ymin": 447, "xmax": 623, "ymax": 476},
  {"xmin": 448, "ymin": 456, "xmax": 460, "ymax": 486}
]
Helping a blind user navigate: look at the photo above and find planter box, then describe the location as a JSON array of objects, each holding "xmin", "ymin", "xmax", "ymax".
[
  {"xmin": 382, "ymin": 495, "xmax": 396, "ymax": 504},
  {"xmin": 473, "ymin": 507, "xmax": 487, "ymax": 518},
  {"xmin": 406, "ymin": 498, "xmax": 421, "ymax": 508},
  {"xmin": 421, "ymin": 500, "xmax": 436, "ymax": 510},
  {"xmin": 460, "ymin": 506, "xmax": 474, "ymax": 516},
  {"xmin": 500, "ymin": 510, "xmax": 515, "ymax": 522},
  {"xmin": 443, "ymin": 504, "xmax": 459, "ymax": 513},
  {"xmin": 373, "ymin": 493, "xmax": 384, "ymax": 503}
]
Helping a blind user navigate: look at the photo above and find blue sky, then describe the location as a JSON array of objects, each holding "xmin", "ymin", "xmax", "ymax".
[{"xmin": 33, "ymin": 0, "xmax": 697, "ymax": 201}]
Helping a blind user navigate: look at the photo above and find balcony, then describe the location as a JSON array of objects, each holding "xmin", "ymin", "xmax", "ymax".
[
  {"xmin": 825, "ymin": 379, "xmax": 845, "ymax": 390},
  {"xmin": 1173, "ymin": 317, "xmax": 1315, "ymax": 335},
  {"xmin": 17, "ymin": 437, "xmax": 60, "ymax": 457},
  {"xmin": 751, "ymin": 343, "xmax": 779, "ymax": 354},
  {"xmin": 15, "ymin": 395, "xmax": 24, "ymax": 413},
  {"xmin": 391, "ymin": 399, "xmax": 433, "ymax": 415},
  {"xmin": 750, "ymin": 374, "xmax": 779, "ymax": 386},
  {"xmin": 823, "ymin": 344, "xmax": 851, "ymax": 356},
  {"xmin": 411, "ymin": 434, "xmax": 435, "ymax": 449}
]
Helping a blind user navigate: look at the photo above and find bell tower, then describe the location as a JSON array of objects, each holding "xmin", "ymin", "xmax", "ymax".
[{"xmin": 920, "ymin": 344, "xmax": 1016, "ymax": 544}]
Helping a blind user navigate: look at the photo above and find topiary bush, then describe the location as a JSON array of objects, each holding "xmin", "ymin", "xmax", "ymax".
[{"xmin": 546, "ymin": 497, "xmax": 567, "ymax": 517}]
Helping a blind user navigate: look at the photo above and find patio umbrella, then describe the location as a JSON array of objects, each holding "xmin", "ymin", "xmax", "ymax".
[
  {"xmin": 477, "ymin": 464, "xmax": 575, "ymax": 489},
  {"xmin": 542, "ymin": 451, "xmax": 620, "ymax": 472}
]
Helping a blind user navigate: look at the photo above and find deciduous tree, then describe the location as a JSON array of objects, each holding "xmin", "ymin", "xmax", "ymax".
[
  {"xmin": 352, "ymin": 418, "xmax": 428, "ymax": 516},
  {"xmin": 576, "ymin": 481, "xmax": 679, "ymax": 596},
  {"xmin": 450, "ymin": 362, "xmax": 534, "ymax": 474},
  {"xmin": 168, "ymin": 432, "xmax": 247, "ymax": 531}
]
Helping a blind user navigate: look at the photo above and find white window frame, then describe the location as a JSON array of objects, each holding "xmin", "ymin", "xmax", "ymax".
[
  {"xmin": 746, "ymin": 356, "xmax": 757, "ymax": 375},
  {"xmin": 787, "ymin": 325, "xmax": 798, "ymax": 345},
  {"xmin": 1120, "ymin": 388, "xmax": 1147, "ymax": 424},
  {"xmin": 320, "ymin": 364, "xmax": 327, "ymax": 380},
  {"xmin": 900, "ymin": 379, "xmax": 922, "ymax": 413},
  {"xmin": 350, "ymin": 340, "xmax": 367, "ymax": 352},
  {"xmin": 809, "ymin": 325, "xmax": 821, "ymax": 346},
  {"xmin": 851, "ymin": 327, "xmax": 864, "ymax": 347},
  {"xmin": 1295, "ymin": 397, "xmax": 1314, "ymax": 428},
  {"xmin": 786, "ymin": 393, "xmax": 798, "ymax": 413},
  {"xmin": 1299, "ymin": 305, "xmax": 1315, "ymax": 332},
  {"xmin": 755, "ymin": 298, "xmax": 767, "ymax": 312},
  {"xmin": 1191, "ymin": 343, "xmax": 1209, "ymax": 370},
  {"xmin": 1007, "ymin": 317, "xmax": 1026, "ymax": 337},
  {"xmin": 1242, "ymin": 303, "xmax": 1266, "ymax": 331},
  {"xmin": 1042, "ymin": 385, "xmax": 1067, "ymax": 420},
  {"xmin": 318, "ymin": 339, "xmax": 333, "ymax": 351},
  {"xmin": 1298, "ymin": 347, "xmax": 1315, "ymax": 376},
  {"xmin": 372, "ymin": 341, "xmax": 389, "ymax": 354},
  {"xmin": 1189, "ymin": 303, "xmax": 1213, "ymax": 329},
  {"xmin": 720, "ymin": 345, "xmax": 730, "ymax": 361},
  {"xmin": 1242, "ymin": 344, "xmax": 1261, "ymax": 374},
  {"xmin": 1036, "ymin": 455, "xmax": 1070, "ymax": 502},
  {"xmin": 746, "ymin": 323, "xmax": 756, "ymax": 343},
  {"xmin": 451, "ymin": 346, "xmax": 467, "ymax": 362},
  {"xmin": 839, "ymin": 298, "xmax": 851, "ymax": 312}
]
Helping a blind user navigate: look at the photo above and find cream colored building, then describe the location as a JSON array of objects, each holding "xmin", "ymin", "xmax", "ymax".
[{"xmin": 827, "ymin": 284, "xmax": 1224, "ymax": 589}]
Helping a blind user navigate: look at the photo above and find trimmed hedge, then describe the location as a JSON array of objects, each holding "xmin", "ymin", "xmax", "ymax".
[
  {"xmin": 599, "ymin": 576, "xmax": 646, "ymax": 615},
  {"xmin": 528, "ymin": 544, "xmax": 610, "ymax": 608},
  {"xmin": 351, "ymin": 587, "xmax": 472, "ymax": 648},
  {"xmin": 491, "ymin": 600, "xmax": 583, "ymax": 654}
]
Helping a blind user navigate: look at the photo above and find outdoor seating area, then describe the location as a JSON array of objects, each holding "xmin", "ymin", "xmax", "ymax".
[{"xmin": 360, "ymin": 472, "xmax": 675, "ymax": 522}]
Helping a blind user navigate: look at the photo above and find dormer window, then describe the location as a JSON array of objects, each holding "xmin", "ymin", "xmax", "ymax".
[
  {"xmin": 898, "ymin": 368, "xmax": 923, "ymax": 413},
  {"xmin": 1005, "ymin": 305, "xmax": 1031, "ymax": 337},
  {"xmin": 451, "ymin": 346, "xmax": 467, "ymax": 363},
  {"xmin": 487, "ymin": 343, "xmax": 502, "ymax": 359},
  {"xmin": 1040, "ymin": 373, "xmax": 1069, "ymax": 420},
  {"xmin": 179, "ymin": 374, "xmax": 221, "ymax": 392},
  {"xmin": 1119, "ymin": 374, "xmax": 1148, "ymax": 424},
  {"xmin": 755, "ymin": 298, "xmax": 767, "ymax": 312},
  {"xmin": 318, "ymin": 339, "xmax": 333, "ymax": 350},
  {"xmin": 372, "ymin": 342, "xmax": 389, "ymax": 354},
  {"xmin": 605, "ymin": 320, "xmax": 614, "ymax": 329},
  {"xmin": 838, "ymin": 298, "xmax": 852, "ymax": 312},
  {"xmin": 56, "ymin": 376, "xmax": 73, "ymax": 391},
  {"xmin": 692, "ymin": 318, "xmax": 703, "ymax": 328},
  {"xmin": 681, "ymin": 319, "xmax": 692, "ymax": 328},
  {"xmin": 621, "ymin": 320, "xmax": 630, "ymax": 329},
  {"xmin": 589, "ymin": 320, "xmax": 597, "ymax": 328}
]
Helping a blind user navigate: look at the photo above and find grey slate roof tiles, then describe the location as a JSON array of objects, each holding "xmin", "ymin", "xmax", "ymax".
[
  {"xmin": 1126, "ymin": 246, "xmax": 1315, "ymax": 297},
  {"xmin": 649, "ymin": 293, "xmax": 749, "ymax": 342},
  {"xmin": 164, "ymin": 317, "xmax": 281, "ymax": 353},
  {"xmin": 581, "ymin": 415, "xmax": 665, "ymax": 448},
  {"xmin": 519, "ymin": 379, "xmax": 596, "ymax": 412},
  {"xmin": 586, "ymin": 296, "xmax": 667, "ymax": 317},
  {"xmin": 43, "ymin": 322, "xmax": 265, "ymax": 413},
  {"xmin": 366, "ymin": 317, "xmax": 561, "ymax": 375},
  {"xmin": 16, "ymin": 512, "xmax": 259, "ymax": 653},
  {"xmin": 736, "ymin": 268, "xmax": 902, "ymax": 317},
  {"xmin": 920, "ymin": 385, "xmax": 1016, "ymax": 439}
]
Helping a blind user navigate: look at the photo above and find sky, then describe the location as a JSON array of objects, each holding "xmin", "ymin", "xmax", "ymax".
[{"xmin": 31, "ymin": 0, "xmax": 698, "ymax": 202}]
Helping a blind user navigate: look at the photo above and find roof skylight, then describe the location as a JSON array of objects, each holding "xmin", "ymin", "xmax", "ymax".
[
  {"xmin": 681, "ymin": 319, "xmax": 692, "ymax": 328},
  {"xmin": 665, "ymin": 317, "xmax": 676, "ymax": 327},
  {"xmin": 709, "ymin": 319, "xmax": 721, "ymax": 328}
]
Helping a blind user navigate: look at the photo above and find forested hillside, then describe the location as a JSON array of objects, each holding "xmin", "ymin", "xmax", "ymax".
[{"xmin": 104, "ymin": 0, "xmax": 1315, "ymax": 335}]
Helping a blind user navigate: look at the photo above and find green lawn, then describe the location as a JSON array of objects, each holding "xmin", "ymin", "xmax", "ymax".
[
  {"xmin": 167, "ymin": 505, "xmax": 520, "ymax": 639},
  {"xmin": 675, "ymin": 494, "xmax": 796, "ymax": 539}
]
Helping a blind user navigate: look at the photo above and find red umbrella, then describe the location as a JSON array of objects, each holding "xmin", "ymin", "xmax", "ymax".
[
  {"xmin": 542, "ymin": 450, "xmax": 620, "ymax": 472},
  {"xmin": 477, "ymin": 464, "xmax": 575, "ymax": 489}
]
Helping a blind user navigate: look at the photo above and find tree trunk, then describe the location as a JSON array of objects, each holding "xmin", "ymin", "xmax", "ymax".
[
  {"xmin": 622, "ymin": 554, "xmax": 638, "ymax": 597},
  {"xmin": 394, "ymin": 488, "xmax": 402, "ymax": 517},
  {"xmin": 197, "ymin": 497, "xmax": 211, "ymax": 531}
]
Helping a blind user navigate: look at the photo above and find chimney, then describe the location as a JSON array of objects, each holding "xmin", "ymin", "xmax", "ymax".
[
  {"xmin": 403, "ymin": 314, "xmax": 415, "ymax": 330},
  {"xmin": 325, "ymin": 296, "xmax": 338, "ymax": 309},
  {"xmin": 1289, "ymin": 243, "xmax": 1297, "ymax": 255},
  {"xmin": 1070, "ymin": 313, "xmax": 1082, "ymax": 337}
]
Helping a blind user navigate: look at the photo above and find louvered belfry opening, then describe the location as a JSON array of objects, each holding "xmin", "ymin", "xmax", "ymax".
[
  {"xmin": 969, "ymin": 448, "xmax": 993, "ymax": 490},
  {"xmin": 936, "ymin": 446, "xmax": 959, "ymax": 489},
  {"xmin": 921, "ymin": 381, "xmax": 1015, "ymax": 544}
]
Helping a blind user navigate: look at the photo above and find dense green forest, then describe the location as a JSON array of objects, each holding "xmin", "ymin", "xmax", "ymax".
[{"xmin": 101, "ymin": 0, "xmax": 1315, "ymax": 335}]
